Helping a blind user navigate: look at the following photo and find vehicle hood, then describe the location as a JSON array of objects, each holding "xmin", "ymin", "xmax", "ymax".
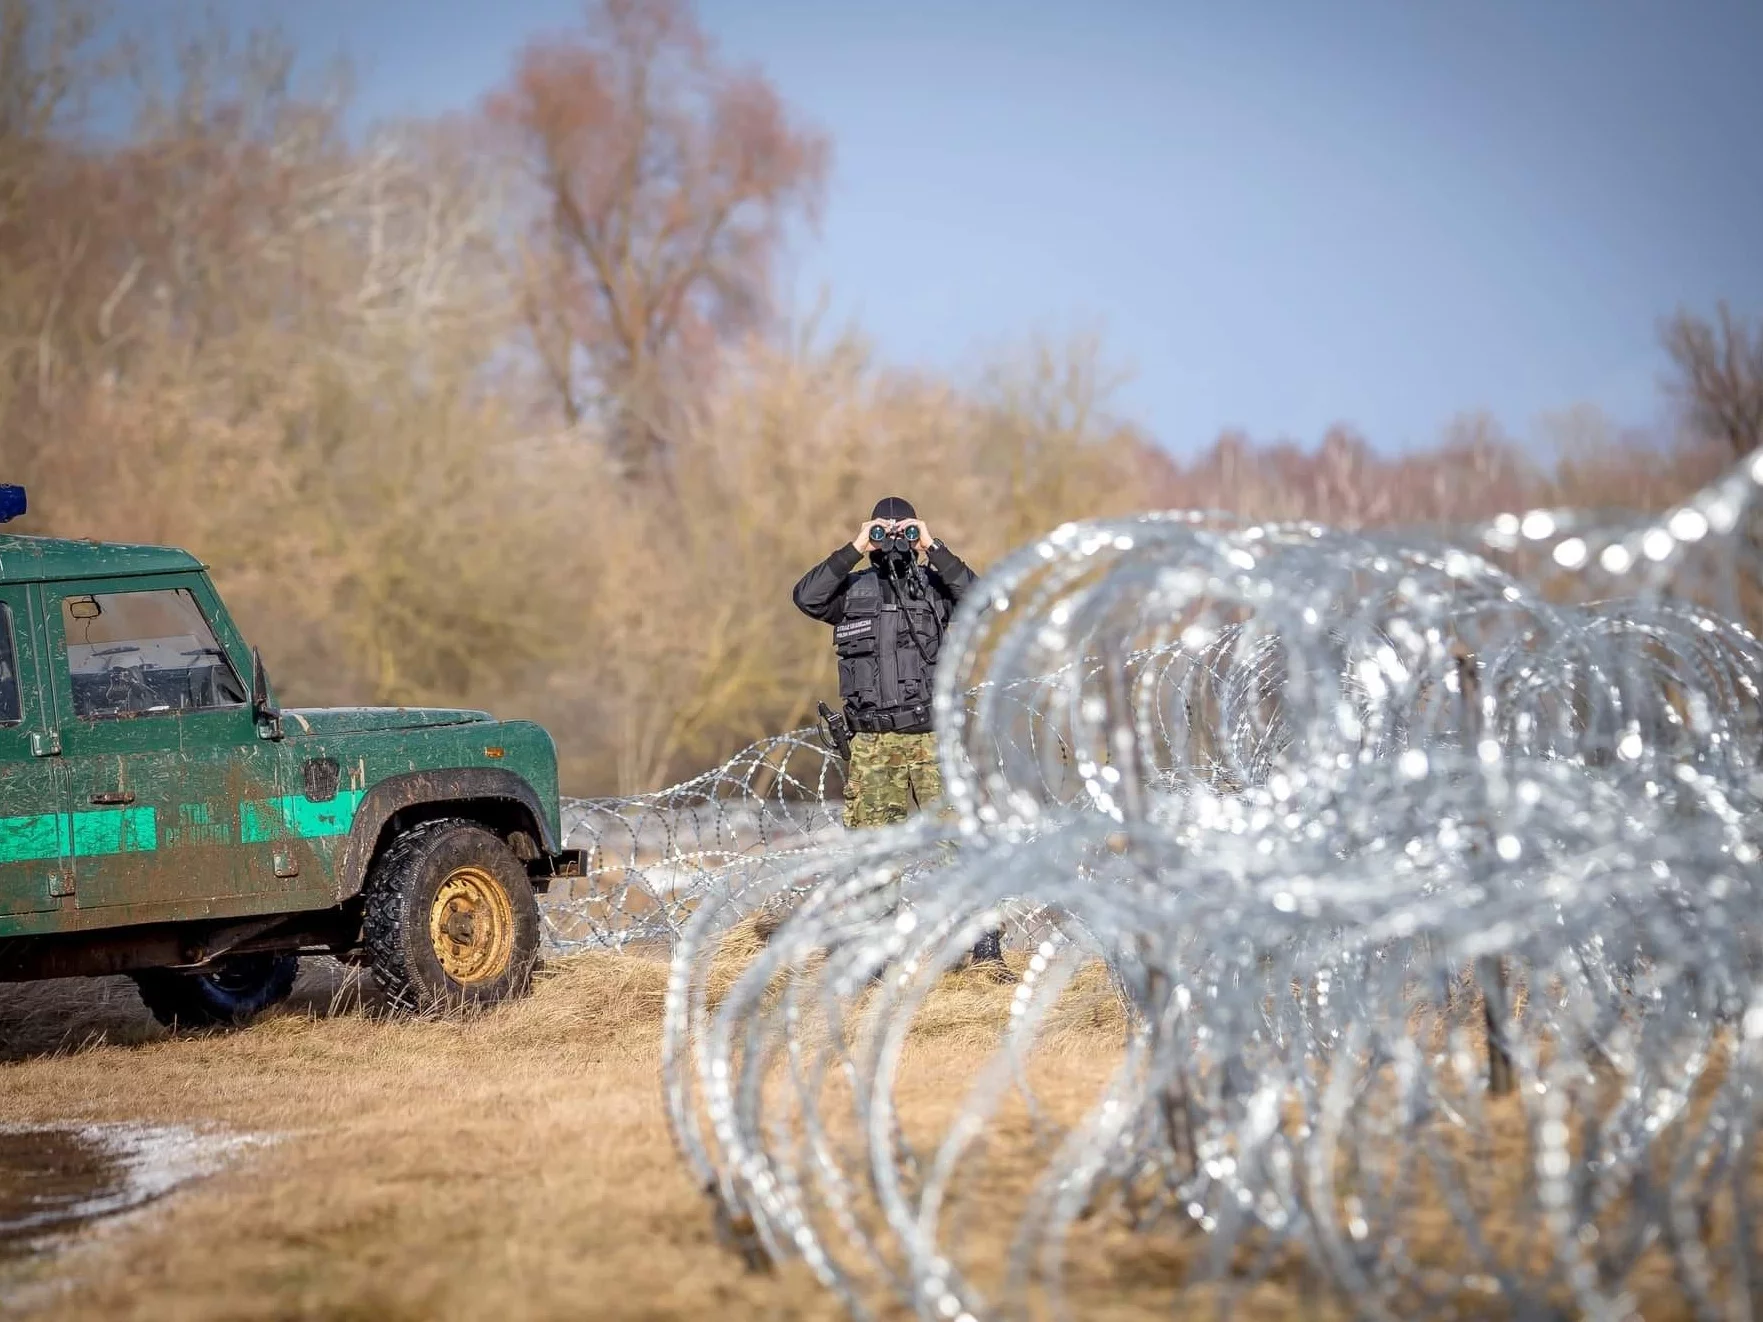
[{"xmin": 281, "ymin": 706, "xmax": 495, "ymax": 737}]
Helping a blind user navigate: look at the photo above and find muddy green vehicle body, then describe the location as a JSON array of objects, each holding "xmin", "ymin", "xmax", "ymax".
[{"xmin": 0, "ymin": 528, "xmax": 580, "ymax": 985}]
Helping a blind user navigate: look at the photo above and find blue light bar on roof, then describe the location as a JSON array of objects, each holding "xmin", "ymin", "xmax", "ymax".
[{"xmin": 0, "ymin": 485, "xmax": 25, "ymax": 524}]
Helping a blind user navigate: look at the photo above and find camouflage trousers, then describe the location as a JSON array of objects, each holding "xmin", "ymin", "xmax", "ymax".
[
  {"xmin": 841, "ymin": 731, "xmax": 946, "ymax": 828},
  {"xmin": 836, "ymin": 731, "xmax": 1010, "ymax": 973}
]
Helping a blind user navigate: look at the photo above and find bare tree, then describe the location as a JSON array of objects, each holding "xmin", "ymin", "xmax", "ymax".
[
  {"xmin": 1663, "ymin": 303, "xmax": 1763, "ymax": 457},
  {"xmin": 486, "ymin": 0, "xmax": 828, "ymax": 478}
]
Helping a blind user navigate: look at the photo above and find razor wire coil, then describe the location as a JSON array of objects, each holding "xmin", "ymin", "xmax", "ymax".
[{"xmin": 548, "ymin": 453, "xmax": 1763, "ymax": 1319}]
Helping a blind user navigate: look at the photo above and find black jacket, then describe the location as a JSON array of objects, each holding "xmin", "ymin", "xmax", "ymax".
[{"xmin": 793, "ymin": 542, "xmax": 978, "ymax": 734}]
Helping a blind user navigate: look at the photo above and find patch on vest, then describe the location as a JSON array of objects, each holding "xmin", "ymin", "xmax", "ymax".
[{"xmin": 835, "ymin": 619, "xmax": 874, "ymax": 640}]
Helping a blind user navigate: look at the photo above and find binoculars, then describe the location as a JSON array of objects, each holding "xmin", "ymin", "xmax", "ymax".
[{"xmin": 870, "ymin": 522, "xmax": 920, "ymax": 544}]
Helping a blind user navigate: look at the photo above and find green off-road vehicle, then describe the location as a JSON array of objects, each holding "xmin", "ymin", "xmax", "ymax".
[{"xmin": 0, "ymin": 485, "xmax": 582, "ymax": 1027}]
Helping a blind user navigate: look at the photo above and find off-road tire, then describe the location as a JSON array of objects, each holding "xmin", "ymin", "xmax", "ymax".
[
  {"xmin": 362, "ymin": 818, "xmax": 541, "ymax": 1013},
  {"xmin": 131, "ymin": 953, "xmax": 300, "ymax": 1030}
]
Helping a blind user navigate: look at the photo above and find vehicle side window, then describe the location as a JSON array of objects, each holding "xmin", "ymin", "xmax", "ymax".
[
  {"xmin": 0, "ymin": 604, "xmax": 19, "ymax": 726},
  {"xmin": 61, "ymin": 588, "xmax": 247, "ymax": 719}
]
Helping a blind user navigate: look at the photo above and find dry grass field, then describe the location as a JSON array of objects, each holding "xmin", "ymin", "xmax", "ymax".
[
  {"xmin": 0, "ymin": 944, "xmax": 1130, "ymax": 1322},
  {"xmin": 0, "ymin": 949, "xmax": 844, "ymax": 1321},
  {"xmin": 0, "ymin": 942, "xmax": 1740, "ymax": 1321}
]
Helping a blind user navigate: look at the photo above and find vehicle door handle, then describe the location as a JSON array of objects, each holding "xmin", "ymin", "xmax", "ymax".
[{"xmin": 90, "ymin": 790, "xmax": 135, "ymax": 806}]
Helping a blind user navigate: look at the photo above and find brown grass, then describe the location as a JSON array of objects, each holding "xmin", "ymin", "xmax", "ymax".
[
  {"xmin": 0, "ymin": 950, "xmax": 1746, "ymax": 1320},
  {"xmin": 0, "ymin": 953, "xmax": 847, "ymax": 1320}
]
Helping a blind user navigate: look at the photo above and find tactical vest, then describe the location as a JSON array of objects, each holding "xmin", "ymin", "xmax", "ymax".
[{"xmin": 832, "ymin": 563, "xmax": 953, "ymax": 734}]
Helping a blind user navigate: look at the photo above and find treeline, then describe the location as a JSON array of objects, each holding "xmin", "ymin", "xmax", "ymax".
[{"xmin": 0, "ymin": 0, "xmax": 1757, "ymax": 794}]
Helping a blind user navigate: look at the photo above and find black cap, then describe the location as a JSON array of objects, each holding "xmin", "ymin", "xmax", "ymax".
[{"xmin": 871, "ymin": 496, "xmax": 916, "ymax": 521}]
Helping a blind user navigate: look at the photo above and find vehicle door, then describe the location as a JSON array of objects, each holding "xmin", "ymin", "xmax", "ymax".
[
  {"xmin": 0, "ymin": 583, "xmax": 67, "ymax": 920},
  {"xmin": 41, "ymin": 574, "xmax": 309, "ymax": 917}
]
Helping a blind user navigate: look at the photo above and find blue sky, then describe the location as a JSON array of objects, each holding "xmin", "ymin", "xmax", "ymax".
[{"xmin": 119, "ymin": 1, "xmax": 1763, "ymax": 455}]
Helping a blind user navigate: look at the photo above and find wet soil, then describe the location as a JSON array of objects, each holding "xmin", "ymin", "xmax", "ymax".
[
  {"xmin": 0, "ymin": 1123, "xmax": 263, "ymax": 1276},
  {"xmin": 0, "ymin": 1129, "xmax": 125, "ymax": 1263}
]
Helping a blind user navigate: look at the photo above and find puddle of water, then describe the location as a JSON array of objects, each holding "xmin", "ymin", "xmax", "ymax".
[{"xmin": 0, "ymin": 1123, "xmax": 266, "ymax": 1265}]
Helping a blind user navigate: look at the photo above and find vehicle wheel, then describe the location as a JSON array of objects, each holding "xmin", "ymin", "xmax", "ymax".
[
  {"xmin": 130, "ymin": 953, "xmax": 300, "ymax": 1030},
  {"xmin": 362, "ymin": 818, "xmax": 542, "ymax": 1013}
]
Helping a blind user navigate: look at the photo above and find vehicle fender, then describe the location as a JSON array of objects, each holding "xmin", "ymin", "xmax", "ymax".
[{"xmin": 334, "ymin": 768, "xmax": 557, "ymax": 902}]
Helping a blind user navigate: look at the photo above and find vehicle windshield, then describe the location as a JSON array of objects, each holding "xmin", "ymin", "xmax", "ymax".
[{"xmin": 62, "ymin": 588, "xmax": 247, "ymax": 718}]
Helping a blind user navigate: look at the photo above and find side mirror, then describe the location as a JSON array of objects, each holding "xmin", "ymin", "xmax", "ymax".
[{"xmin": 251, "ymin": 647, "xmax": 283, "ymax": 740}]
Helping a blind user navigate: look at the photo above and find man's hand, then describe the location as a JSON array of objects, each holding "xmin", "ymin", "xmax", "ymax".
[{"xmin": 852, "ymin": 519, "xmax": 888, "ymax": 553}]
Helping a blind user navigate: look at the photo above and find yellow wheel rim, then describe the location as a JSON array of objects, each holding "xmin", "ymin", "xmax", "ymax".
[{"xmin": 428, "ymin": 866, "xmax": 515, "ymax": 985}]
